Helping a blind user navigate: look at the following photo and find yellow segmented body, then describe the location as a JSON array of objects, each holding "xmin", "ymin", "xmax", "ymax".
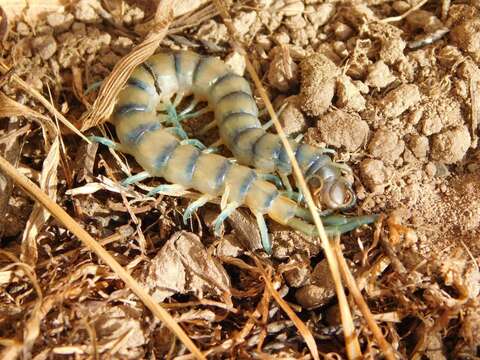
[
  {"xmin": 104, "ymin": 50, "xmax": 377, "ymax": 253},
  {"xmin": 119, "ymin": 50, "xmax": 355, "ymax": 210},
  {"xmin": 110, "ymin": 56, "xmax": 300, "ymax": 227}
]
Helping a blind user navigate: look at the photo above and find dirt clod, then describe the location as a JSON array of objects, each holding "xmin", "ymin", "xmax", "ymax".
[
  {"xmin": 31, "ymin": 35, "xmax": 57, "ymax": 60},
  {"xmin": 366, "ymin": 60, "xmax": 396, "ymax": 90},
  {"xmin": 299, "ymin": 53, "xmax": 340, "ymax": 116},
  {"xmin": 450, "ymin": 17, "xmax": 480, "ymax": 54},
  {"xmin": 336, "ymin": 74, "xmax": 366, "ymax": 112},
  {"xmin": 360, "ymin": 159, "xmax": 389, "ymax": 193},
  {"xmin": 431, "ymin": 126, "xmax": 471, "ymax": 164},
  {"xmin": 368, "ymin": 129, "xmax": 405, "ymax": 164},
  {"xmin": 380, "ymin": 84, "xmax": 421, "ymax": 119},
  {"xmin": 316, "ymin": 109, "xmax": 369, "ymax": 151}
]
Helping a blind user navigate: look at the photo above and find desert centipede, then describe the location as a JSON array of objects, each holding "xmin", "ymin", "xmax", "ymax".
[
  {"xmin": 90, "ymin": 50, "xmax": 375, "ymax": 253},
  {"xmin": 130, "ymin": 50, "xmax": 357, "ymax": 211}
]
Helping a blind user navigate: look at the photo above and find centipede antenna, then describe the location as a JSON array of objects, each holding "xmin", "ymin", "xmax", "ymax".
[
  {"xmin": 121, "ymin": 171, "xmax": 151, "ymax": 186},
  {"xmin": 254, "ymin": 211, "xmax": 272, "ymax": 254},
  {"xmin": 183, "ymin": 194, "xmax": 214, "ymax": 224},
  {"xmin": 323, "ymin": 214, "xmax": 379, "ymax": 236},
  {"xmin": 213, "ymin": 201, "xmax": 239, "ymax": 236},
  {"xmin": 147, "ymin": 183, "xmax": 187, "ymax": 197}
]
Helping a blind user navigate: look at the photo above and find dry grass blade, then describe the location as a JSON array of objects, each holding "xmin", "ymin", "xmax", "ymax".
[
  {"xmin": 212, "ymin": 1, "xmax": 361, "ymax": 358},
  {"xmin": 0, "ymin": 63, "xmax": 89, "ymax": 142},
  {"xmin": 333, "ymin": 236, "xmax": 396, "ymax": 360},
  {"xmin": 80, "ymin": 0, "xmax": 175, "ymax": 131},
  {"xmin": 20, "ymin": 137, "xmax": 59, "ymax": 266},
  {"xmin": 469, "ymin": 77, "xmax": 479, "ymax": 148},
  {"xmin": 0, "ymin": 155, "xmax": 206, "ymax": 360},
  {"xmin": 0, "ymin": 92, "xmax": 56, "ymax": 141},
  {"xmin": 381, "ymin": 0, "xmax": 429, "ymax": 23},
  {"xmin": 256, "ymin": 261, "xmax": 320, "ymax": 360}
]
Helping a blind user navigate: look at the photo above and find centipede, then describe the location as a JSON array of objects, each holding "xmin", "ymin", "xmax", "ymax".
[{"xmin": 91, "ymin": 50, "xmax": 376, "ymax": 253}]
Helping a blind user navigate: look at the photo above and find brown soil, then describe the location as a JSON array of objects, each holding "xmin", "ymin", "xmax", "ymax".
[{"xmin": 0, "ymin": 1, "xmax": 479, "ymax": 359}]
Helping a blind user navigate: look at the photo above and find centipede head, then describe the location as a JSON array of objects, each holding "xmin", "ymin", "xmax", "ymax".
[{"xmin": 307, "ymin": 166, "xmax": 356, "ymax": 210}]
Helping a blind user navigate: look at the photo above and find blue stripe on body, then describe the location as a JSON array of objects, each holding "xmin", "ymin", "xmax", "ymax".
[
  {"xmin": 115, "ymin": 103, "xmax": 149, "ymax": 116},
  {"xmin": 184, "ymin": 150, "xmax": 201, "ymax": 182},
  {"xmin": 215, "ymin": 160, "xmax": 233, "ymax": 190},
  {"xmin": 154, "ymin": 141, "xmax": 178, "ymax": 169},
  {"xmin": 239, "ymin": 171, "xmax": 257, "ymax": 199},
  {"xmin": 126, "ymin": 122, "xmax": 161, "ymax": 144}
]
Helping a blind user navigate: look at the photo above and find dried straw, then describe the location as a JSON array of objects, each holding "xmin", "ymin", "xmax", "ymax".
[
  {"xmin": 210, "ymin": 1, "xmax": 363, "ymax": 359},
  {"xmin": 0, "ymin": 62, "xmax": 89, "ymax": 142},
  {"xmin": 80, "ymin": 0, "xmax": 175, "ymax": 130},
  {"xmin": 211, "ymin": 1, "xmax": 398, "ymax": 359},
  {"xmin": 0, "ymin": 155, "xmax": 206, "ymax": 360}
]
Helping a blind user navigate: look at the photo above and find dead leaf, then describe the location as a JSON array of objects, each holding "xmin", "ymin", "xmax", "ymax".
[
  {"xmin": 143, "ymin": 231, "xmax": 231, "ymax": 304},
  {"xmin": 20, "ymin": 137, "xmax": 60, "ymax": 265}
]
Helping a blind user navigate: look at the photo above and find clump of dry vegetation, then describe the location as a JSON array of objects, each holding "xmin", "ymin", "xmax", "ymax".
[{"xmin": 0, "ymin": 0, "xmax": 479, "ymax": 359}]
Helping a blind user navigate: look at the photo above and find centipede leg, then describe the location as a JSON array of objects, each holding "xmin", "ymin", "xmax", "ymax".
[
  {"xmin": 85, "ymin": 80, "xmax": 103, "ymax": 95},
  {"xmin": 294, "ymin": 207, "xmax": 333, "ymax": 223},
  {"xmin": 331, "ymin": 162, "xmax": 353, "ymax": 174},
  {"xmin": 166, "ymin": 126, "xmax": 189, "ymax": 140},
  {"xmin": 180, "ymin": 139, "xmax": 207, "ymax": 150},
  {"xmin": 121, "ymin": 171, "xmax": 151, "ymax": 186},
  {"xmin": 173, "ymin": 92, "xmax": 185, "ymax": 107},
  {"xmin": 261, "ymin": 102, "xmax": 288, "ymax": 131},
  {"xmin": 178, "ymin": 106, "xmax": 211, "ymax": 121},
  {"xmin": 254, "ymin": 211, "xmax": 272, "ymax": 254},
  {"xmin": 197, "ymin": 119, "xmax": 218, "ymax": 135},
  {"xmin": 147, "ymin": 183, "xmax": 187, "ymax": 196},
  {"xmin": 179, "ymin": 97, "xmax": 199, "ymax": 116},
  {"xmin": 183, "ymin": 194, "xmax": 215, "ymax": 224},
  {"xmin": 179, "ymin": 138, "xmax": 218, "ymax": 154},
  {"xmin": 323, "ymin": 214, "xmax": 379, "ymax": 235},
  {"xmin": 88, "ymin": 136, "xmax": 125, "ymax": 152},
  {"xmin": 279, "ymin": 173, "xmax": 303, "ymax": 202},
  {"xmin": 262, "ymin": 119, "xmax": 274, "ymax": 130},
  {"xmin": 258, "ymin": 173, "xmax": 283, "ymax": 188},
  {"xmin": 164, "ymin": 100, "xmax": 188, "ymax": 139},
  {"xmin": 213, "ymin": 201, "xmax": 240, "ymax": 236}
]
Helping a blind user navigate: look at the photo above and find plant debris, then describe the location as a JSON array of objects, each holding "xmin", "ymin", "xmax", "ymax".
[{"xmin": 0, "ymin": 0, "xmax": 479, "ymax": 359}]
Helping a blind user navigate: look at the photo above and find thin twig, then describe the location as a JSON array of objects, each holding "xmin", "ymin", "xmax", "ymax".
[
  {"xmin": 381, "ymin": 0, "xmax": 429, "ymax": 23},
  {"xmin": 0, "ymin": 62, "xmax": 90, "ymax": 143},
  {"xmin": 333, "ymin": 237, "xmax": 396, "ymax": 360},
  {"xmin": 0, "ymin": 154, "xmax": 206, "ymax": 360},
  {"xmin": 211, "ymin": 1, "xmax": 363, "ymax": 359},
  {"xmin": 80, "ymin": 0, "xmax": 175, "ymax": 130}
]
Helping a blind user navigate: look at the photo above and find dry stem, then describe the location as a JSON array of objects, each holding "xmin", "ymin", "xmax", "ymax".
[{"xmin": 0, "ymin": 154, "xmax": 206, "ymax": 360}]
